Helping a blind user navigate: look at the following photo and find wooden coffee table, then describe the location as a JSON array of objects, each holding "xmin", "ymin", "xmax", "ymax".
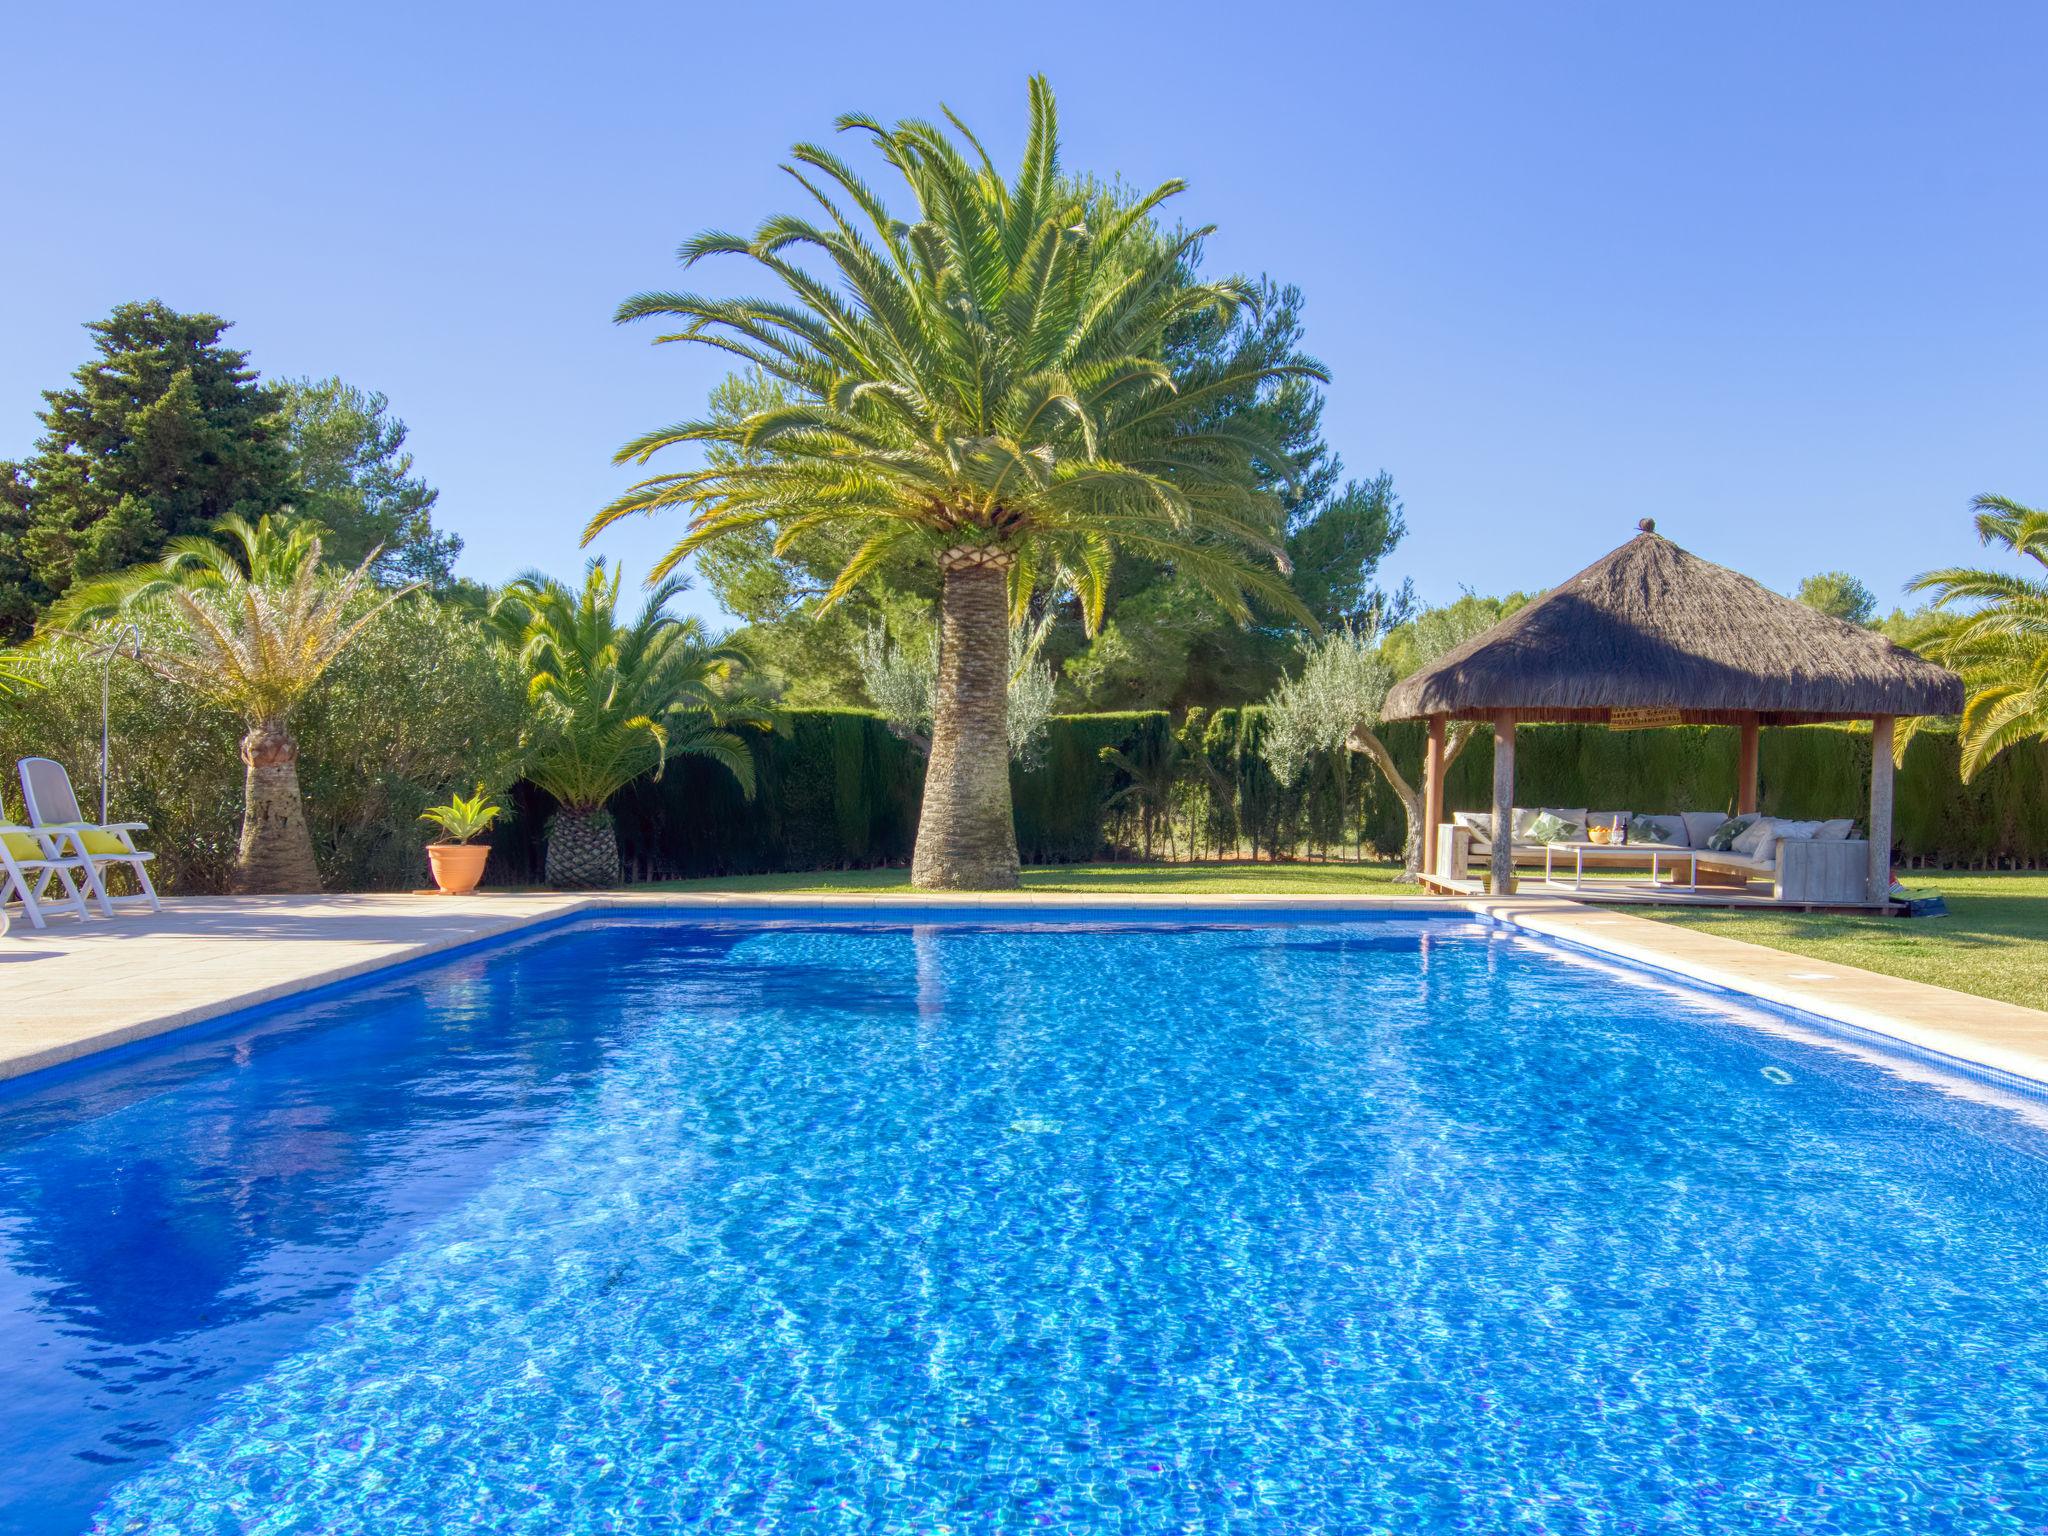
[{"xmin": 1542, "ymin": 839, "xmax": 1701, "ymax": 892}]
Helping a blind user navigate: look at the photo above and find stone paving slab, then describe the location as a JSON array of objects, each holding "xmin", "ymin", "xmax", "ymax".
[
  {"xmin": 2, "ymin": 890, "xmax": 2044, "ymax": 1091},
  {"xmin": 0, "ymin": 893, "xmax": 591, "ymax": 1080}
]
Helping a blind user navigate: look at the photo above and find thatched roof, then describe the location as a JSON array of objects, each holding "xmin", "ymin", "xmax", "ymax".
[{"xmin": 1383, "ymin": 524, "xmax": 1964, "ymax": 725}]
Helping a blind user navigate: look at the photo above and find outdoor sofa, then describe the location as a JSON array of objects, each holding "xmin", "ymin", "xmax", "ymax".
[{"xmin": 1436, "ymin": 808, "xmax": 1873, "ymax": 905}]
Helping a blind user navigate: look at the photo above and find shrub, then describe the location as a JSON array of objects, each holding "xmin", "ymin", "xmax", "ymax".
[{"xmin": 0, "ymin": 597, "xmax": 523, "ymax": 891}]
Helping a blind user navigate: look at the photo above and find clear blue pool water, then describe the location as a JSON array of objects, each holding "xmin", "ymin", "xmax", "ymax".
[{"xmin": 3, "ymin": 912, "xmax": 2047, "ymax": 1534}]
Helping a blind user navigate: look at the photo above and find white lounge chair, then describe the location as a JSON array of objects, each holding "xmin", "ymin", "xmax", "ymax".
[
  {"xmin": 0, "ymin": 823, "xmax": 96, "ymax": 929},
  {"xmin": 17, "ymin": 757, "xmax": 162, "ymax": 917}
]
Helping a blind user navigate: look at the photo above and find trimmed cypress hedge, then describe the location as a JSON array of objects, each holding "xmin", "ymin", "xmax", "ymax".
[
  {"xmin": 492, "ymin": 710, "xmax": 2048, "ymax": 882},
  {"xmin": 492, "ymin": 708, "xmax": 923, "ymax": 883},
  {"xmin": 1013, "ymin": 712, "xmax": 1168, "ymax": 862}
]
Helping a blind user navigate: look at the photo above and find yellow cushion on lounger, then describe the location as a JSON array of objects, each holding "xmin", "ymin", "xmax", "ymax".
[
  {"xmin": 3, "ymin": 831, "xmax": 46, "ymax": 862},
  {"xmin": 78, "ymin": 828, "xmax": 129, "ymax": 855}
]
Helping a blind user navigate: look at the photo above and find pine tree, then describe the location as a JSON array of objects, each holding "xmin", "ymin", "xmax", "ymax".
[
  {"xmin": 0, "ymin": 301, "xmax": 293, "ymax": 633},
  {"xmin": 277, "ymin": 376, "xmax": 462, "ymax": 585}
]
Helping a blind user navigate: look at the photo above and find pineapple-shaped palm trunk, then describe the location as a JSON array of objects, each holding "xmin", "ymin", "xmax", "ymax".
[
  {"xmin": 545, "ymin": 807, "xmax": 621, "ymax": 889},
  {"xmin": 232, "ymin": 718, "xmax": 323, "ymax": 894}
]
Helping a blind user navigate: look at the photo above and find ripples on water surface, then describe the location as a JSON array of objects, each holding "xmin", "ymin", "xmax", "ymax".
[{"xmin": 2, "ymin": 914, "xmax": 2045, "ymax": 1533}]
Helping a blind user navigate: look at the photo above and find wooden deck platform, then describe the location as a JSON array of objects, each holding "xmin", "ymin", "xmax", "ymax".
[{"xmin": 1419, "ymin": 870, "xmax": 1893, "ymax": 913}]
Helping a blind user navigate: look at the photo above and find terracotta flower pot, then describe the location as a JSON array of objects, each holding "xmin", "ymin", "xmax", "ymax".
[{"xmin": 425, "ymin": 842, "xmax": 491, "ymax": 895}]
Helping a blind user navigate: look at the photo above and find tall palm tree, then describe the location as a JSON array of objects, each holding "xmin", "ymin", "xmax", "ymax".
[
  {"xmin": 47, "ymin": 515, "xmax": 417, "ymax": 892},
  {"xmin": 593, "ymin": 77, "xmax": 1313, "ymax": 889},
  {"xmin": 492, "ymin": 560, "xmax": 756, "ymax": 888},
  {"xmin": 1904, "ymin": 494, "xmax": 2048, "ymax": 780}
]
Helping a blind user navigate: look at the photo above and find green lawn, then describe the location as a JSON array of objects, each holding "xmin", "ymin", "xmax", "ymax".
[
  {"xmin": 645, "ymin": 862, "xmax": 2047, "ymax": 1013},
  {"xmin": 645, "ymin": 861, "xmax": 1407, "ymax": 895},
  {"xmin": 1638, "ymin": 872, "xmax": 2048, "ymax": 1013}
]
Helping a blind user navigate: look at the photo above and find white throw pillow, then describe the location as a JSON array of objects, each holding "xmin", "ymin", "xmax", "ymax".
[
  {"xmin": 1731, "ymin": 817, "xmax": 1777, "ymax": 858},
  {"xmin": 1511, "ymin": 807, "xmax": 1543, "ymax": 839},
  {"xmin": 1737, "ymin": 817, "xmax": 1822, "ymax": 861},
  {"xmin": 1680, "ymin": 811, "xmax": 1730, "ymax": 848},
  {"xmin": 1544, "ymin": 808, "xmax": 1588, "ymax": 835},
  {"xmin": 1453, "ymin": 811, "xmax": 1494, "ymax": 836},
  {"xmin": 1814, "ymin": 818, "xmax": 1857, "ymax": 840},
  {"xmin": 1766, "ymin": 820, "xmax": 1823, "ymax": 857}
]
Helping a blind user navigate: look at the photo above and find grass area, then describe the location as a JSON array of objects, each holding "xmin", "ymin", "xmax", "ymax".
[
  {"xmin": 1637, "ymin": 872, "xmax": 2048, "ymax": 1013},
  {"xmin": 645, "ymin": 862, "xmax": 2046, "ymax": 1013},
  {"xmin": 645, "ymin": 861, "xmax": 1407, "ymax": 895}
]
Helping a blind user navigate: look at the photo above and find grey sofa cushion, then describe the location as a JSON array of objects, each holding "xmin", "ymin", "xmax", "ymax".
[
  {"xmin": 1680, "ymin": 811, "xmax": 1729, "ymax": 848},
  {"xmin": 1694, "ymin": 847, "xmax": 1776, "ymax": 874}
]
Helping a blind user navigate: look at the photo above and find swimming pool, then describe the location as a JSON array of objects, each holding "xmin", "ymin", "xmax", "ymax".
[{"xmin": 2, "ymin": 911, "xmax": 2045, "ymax": 1533}]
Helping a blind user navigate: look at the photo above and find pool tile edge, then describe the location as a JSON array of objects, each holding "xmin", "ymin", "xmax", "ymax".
[
  {"xmin": 4, "ymin": 890, "xmax": 2043, "ymax": 1092},
  {"xmin": 1469, "ymin": 897, "xmax": 2048, "ymax": 1090}
]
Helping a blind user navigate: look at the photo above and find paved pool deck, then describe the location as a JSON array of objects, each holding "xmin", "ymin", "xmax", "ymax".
[{"xmin": 2, "ymin": 890, "xmax": 2044, "ymax": 1090}]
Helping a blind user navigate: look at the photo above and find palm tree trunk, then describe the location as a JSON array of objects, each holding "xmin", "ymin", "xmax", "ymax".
[
  {"xmin": 233, "ymin": 719, "xmax": 321, "ymax": 894},
  {"xmin": 546, "ymin": 808, "xmax": 621, "ymax": 889},
  {"xmin": 912, "ymin": 548, "xmax": 1020, "ymax": 890}
]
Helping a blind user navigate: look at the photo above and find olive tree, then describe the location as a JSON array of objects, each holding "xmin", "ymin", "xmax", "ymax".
[
  {"xmin": 856, "ymin": 618, "xmax": 1057, "ymax": 768},
  {"xmin": 1260, "ymin": 596, "xmax": 1523, "ymax": 876}
]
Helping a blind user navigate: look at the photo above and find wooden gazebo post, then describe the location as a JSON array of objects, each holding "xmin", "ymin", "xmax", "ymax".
[
  {"xmin": 1868, "ymin": 715, "xmax": 1896, "ymax": 905},
  {"xmin": 1490, "ymin": 711, "xmax": 1516, "ymax": 896},
  {"xmin": 1736, "ymin": 717, "xmax": 1760, "ymax": 815},
  {"xmin": 1421, "ymin": 715, "xmax": 1447, "ymax": 879}
]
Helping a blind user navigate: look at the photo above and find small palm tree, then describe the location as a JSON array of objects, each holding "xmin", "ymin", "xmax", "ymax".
[
  {"xmin": 47, "ymin": 515, "xmax": 417, "ymax": 891},
  {"xmin": 1904, "ymin": 494, "xmax": 2048, "ymax": 780},
  {"xmin": 492, "ymin": 560, "xmax": 756, "ymax": 888},
  {"xmin": 594, "ymin": 77, "xmax": 1311, "ymax": 890}
]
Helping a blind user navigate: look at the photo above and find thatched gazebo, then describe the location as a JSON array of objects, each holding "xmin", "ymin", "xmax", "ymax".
[{"xmin": 1383, "ymin": 521, "xmax": 1964, "ymax": 903}]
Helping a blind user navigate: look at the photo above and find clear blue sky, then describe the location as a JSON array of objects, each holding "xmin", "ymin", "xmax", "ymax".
[{"xmin": 4, "ymin": 1, "xmax": 2042, "ymax": 625}]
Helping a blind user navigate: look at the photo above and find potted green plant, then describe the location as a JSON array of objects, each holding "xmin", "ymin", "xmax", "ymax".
[{"xmin": 418, "ymin": 786, "xmax": 503, "ymax": 894}]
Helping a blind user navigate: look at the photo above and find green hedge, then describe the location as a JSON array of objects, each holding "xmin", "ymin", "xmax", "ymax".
[
  {"xmin": 1013, "ymin": 712, "xmax": 1167, "ymax": 862},
  {"xmin": 492, "ymin": 709, "xmax": 923, "ymax": 883},
  {"xmin": 491, "ymin": 709, "xmax": 2048, "ymax": 881}
]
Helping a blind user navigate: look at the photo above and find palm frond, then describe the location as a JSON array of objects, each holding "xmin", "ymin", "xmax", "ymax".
[
  {"xmin": 500, "ymin": 558, "xmax": 761, "ymax": 809},
  {"xmin": 605, "ymin": 77, "xmax": 1321, "ymax": 708}
]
